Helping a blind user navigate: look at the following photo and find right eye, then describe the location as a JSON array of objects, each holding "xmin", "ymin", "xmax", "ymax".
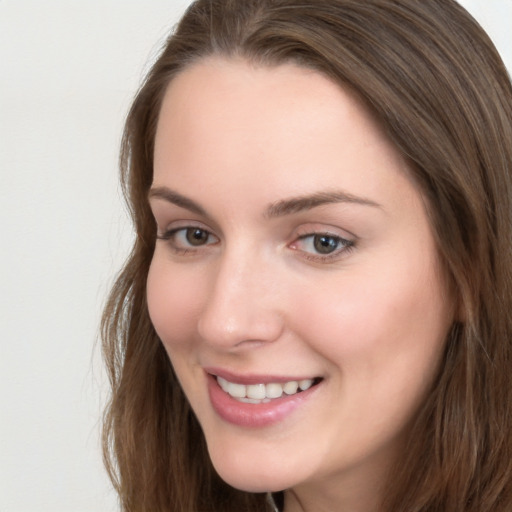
[{"xmin": 157, "ymin": 227, "xmax": 219, "ymax": 253}]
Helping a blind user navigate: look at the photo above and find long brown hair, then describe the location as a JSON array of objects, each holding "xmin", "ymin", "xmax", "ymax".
[{"xmin": 101, "ymin": 1, "xmax": 512, "ymax": 510}]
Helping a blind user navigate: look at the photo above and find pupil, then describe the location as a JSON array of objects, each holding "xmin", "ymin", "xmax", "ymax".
[
  {"xmin": 314, "ymin": 235, "xmax": 338, "ymax": 254},
  {"xmin": 186, "ymin": 228, "xmax": 208, "ymax": 246}
]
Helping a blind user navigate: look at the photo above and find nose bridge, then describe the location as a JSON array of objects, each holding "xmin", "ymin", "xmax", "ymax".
[{"xmin": 197, "ymin": 243, "xmax": 283, "ymax": 348}]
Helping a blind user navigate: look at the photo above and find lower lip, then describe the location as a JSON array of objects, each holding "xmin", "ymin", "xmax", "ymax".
[{"xmin": 207, "ymin": 374, "xmax": 320, "ymax": 428}]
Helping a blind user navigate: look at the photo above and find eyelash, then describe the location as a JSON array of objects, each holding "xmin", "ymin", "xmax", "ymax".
[
  {"xmin": 291, "ymin": 232, "xmax": 355, "ymax": 262},
  {"xmin": 156, "ymin": 226, "xmax": 355, "ymax": 262},
  {"xmin": 156, "ymin": 226, "xmax": 219, "ymax": 255}
]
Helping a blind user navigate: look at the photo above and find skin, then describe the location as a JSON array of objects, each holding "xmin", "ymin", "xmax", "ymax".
[{"xmin": 147, "ymin": 57, "xmax": 455, "ymax": 512}]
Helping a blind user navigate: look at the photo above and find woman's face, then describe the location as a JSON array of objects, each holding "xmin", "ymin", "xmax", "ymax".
[{"xmin": 148, "ymin": 58, "xmax": 454, "ymax": 502}]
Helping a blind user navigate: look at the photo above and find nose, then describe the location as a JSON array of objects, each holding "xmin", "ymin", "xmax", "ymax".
[{"xmin": 197, "ymin": 249, "xmax": 285, "ymax": 350}]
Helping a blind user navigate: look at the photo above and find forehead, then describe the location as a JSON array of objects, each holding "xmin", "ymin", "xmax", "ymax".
[
  {"xmin": 152, "ymin": 57, "xmax": 422, "ymax": 224},
  {"xmin": 153, "ymin": 57, "xmax": 410, "ymax": 195},
  {"xmin": 156, "ymin": 57, "xmax": 380, "ymax": 138}
]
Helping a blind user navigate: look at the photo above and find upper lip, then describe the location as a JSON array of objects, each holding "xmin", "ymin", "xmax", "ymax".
[{"xmin": 204, "ymin": 367, "xmax": 320, "ymax": 385}]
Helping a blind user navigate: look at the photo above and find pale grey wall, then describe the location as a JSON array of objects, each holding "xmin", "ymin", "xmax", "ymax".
[
  {"xmin": 1, "ymin": 2, "xmax": 189, "ymax": 511},
  {"xmin": 1, "ymin": 2, "xmax": 510, "ymax": 511}
]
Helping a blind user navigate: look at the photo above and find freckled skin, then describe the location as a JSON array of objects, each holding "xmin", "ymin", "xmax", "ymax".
[{"xmin": 147, "ymin": 58, "xmax": 454, "ymax": 512}]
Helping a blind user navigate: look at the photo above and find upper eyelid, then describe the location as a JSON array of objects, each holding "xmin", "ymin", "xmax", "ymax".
[
  {"xmin": 293, "ymin": 223, "xmax": 357, "ymax": 240},
  {"xmin": 149, "ymin": 192, "xmax": 360, "ymax": 238},
  {"xmin": 157, "ymin": 227, "xmax": 220, "ymax": 251},
  {"xmin": 293, "ymin": 232, "xmax": 353, "ymax": 247},
  {"xmin": 153, "ymin": 212, "xmax": 357, "ymax": 242},
  {"xmin": 150, "ymin": 206, "xmax": 222, "ymax": 236},
  {"xmin": 156, "ymin": 219, "xmax": 215, "ymax": 234},
  {"xmin": 158, "ymin": 226, "xmax": 219, "ymax": 246},
  {"xmin": 289, "ymin": 234, "xmax": 355, "ymax": 263},
  {"xmin": 297, "ymin": 232, "xmax": 351, "ymax": 242}
]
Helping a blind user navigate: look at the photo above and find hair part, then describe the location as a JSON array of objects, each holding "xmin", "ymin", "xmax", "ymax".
[{"xmin": 102, "ymin": 1, "xmax": 512, "ymax": 510}]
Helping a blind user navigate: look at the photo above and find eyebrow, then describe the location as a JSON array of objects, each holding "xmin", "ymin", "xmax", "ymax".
[
  {"xmin": 148, "ymin": 186, "xmax": 381, "ymax": 218},
  {"xmin": 266, "ymin": 190, "xmax": 382, "ymax": 218},
  {"xmin": 148, "ymin": 186, "xmax": 207, "ymax": 216}
]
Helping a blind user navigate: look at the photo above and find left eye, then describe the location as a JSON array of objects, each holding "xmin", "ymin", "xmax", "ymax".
[
  {"xmin": 180, "ymin": 227, "xmax": 212, "ymax": 246},
  {"xmin": 157, "ymin": 227, "xmax": 218, "ymax": 250},
  {"xmin": 295, "ymin": 233, "xmax": 353, "ymax": 256}
]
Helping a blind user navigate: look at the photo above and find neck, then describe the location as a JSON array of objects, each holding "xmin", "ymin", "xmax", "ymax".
[
  {"xmin": 284, "ymin": 488, "xmax": 381, "ymax": 512},
  {"xmin": 282, "ymin": 456, "xmax": 390, "ymax": 512}
]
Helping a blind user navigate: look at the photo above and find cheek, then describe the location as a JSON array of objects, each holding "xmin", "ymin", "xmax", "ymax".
[
  {"xmin": 295, "ymin": 258, "xmax": 451, "ymax": 383},
  {"xmin": 146, "ymin": 255, "xmax": 204, "ymax": 348},
  {"xmin": 292, "ymin": 266, "xmax": 451, "ymax": 453}
]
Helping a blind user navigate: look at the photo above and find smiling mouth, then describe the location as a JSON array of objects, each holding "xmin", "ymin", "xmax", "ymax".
[{"xmin": 215, "ymin": 376, "xmax": 322, "ymax": 404}]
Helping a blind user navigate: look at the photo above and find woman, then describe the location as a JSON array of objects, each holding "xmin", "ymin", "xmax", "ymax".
[{"xmin": 101, "ymin": 1, "xmax": 512, "ymax": 510}]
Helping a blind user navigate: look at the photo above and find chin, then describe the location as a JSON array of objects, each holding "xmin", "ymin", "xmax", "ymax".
[
  {"xmin": 207, "ymin": 446, "xmax": 301, "ymax": 493},
  {"xmin": 214, "ymin": 468, "xmax": 290, "ymax": 494}
]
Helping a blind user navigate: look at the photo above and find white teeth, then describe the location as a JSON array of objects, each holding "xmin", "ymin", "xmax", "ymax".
[
  {"xmin": 266, "ymin": 383, "xmax": 284, "ymax": 399},
  {"xmin": 218, "ymin": 376, "xmax": 246, "ymax": 398},
  {"xmin": 216, "ymin": 376, "xmax": 317, "ymax": 402},
  {"xmin": 228, "ymin": 382, "xmax": 246, "ymax": 398},
  {"xmin": 299, "ymin": 379, "xmax": 314, "ymax": 391},
  {"xmin": 283, "ymin": 381, "xmax": 299, "ymax": 395},
  {"xmin": 217, "ymin": 376, "xmax": 230, "ymax": 392},
  {"xmin": 246, "ymin": 384, "xmax": 266, "ymax": 400}
]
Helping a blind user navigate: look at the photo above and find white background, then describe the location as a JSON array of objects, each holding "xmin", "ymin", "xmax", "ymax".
[{"xmin": 1, "ymin": 1, "xmax": 510, "ymax": 511}]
